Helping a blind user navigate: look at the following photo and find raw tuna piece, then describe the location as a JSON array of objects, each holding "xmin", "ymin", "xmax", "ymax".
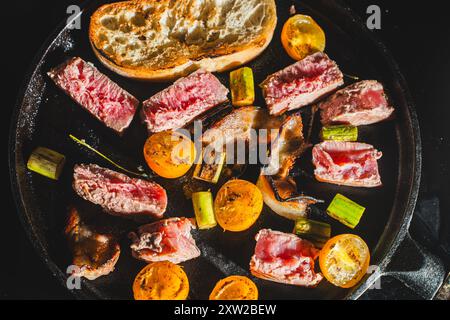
[
  {"xmin": 312, "ymin": 141, "xmax": 383, "ymax": 187},
  {"xmin": 48, "ymin": 57, "xmax": 139, "ymax": 134},
  {"xmin": 250, "ymin": 229, "xmax": 323, "ymax": 287},
  {"xmin": 261, "ymin": 52, "xmax": 344, "ymax": 115},
  {"xmin": 129, "ymin": 218, "xmax": 201, "ymax": 264},
  {"xmin": 73, "ymin": 164, "xmax": 167, "ymax": 218},
  {"xmin": 320, "ymin": 80, "xmax": 394, "ymax": 126},
  {"xmin": 141, "ymin": 70, "xmax": 229, "ymax": 133}
]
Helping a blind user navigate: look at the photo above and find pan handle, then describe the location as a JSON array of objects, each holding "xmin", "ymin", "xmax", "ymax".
[{"xmin": 382, "ymin": 232, "xmax": 445, "ymax": 299}]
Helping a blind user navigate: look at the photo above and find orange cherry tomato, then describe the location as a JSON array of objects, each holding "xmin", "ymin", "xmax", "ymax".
[
  {"xmin": 143, "ymin": 131, "xmax": 196, "ymax": 179},
  {"xmin": 209, "ymin": 275, "xmax": 258, "ymax": 300},
  {"xmin": 214, "ymin": 179, "xmax": 263, "ymax": 232},
  {"xmin": 319, "ymin": 234, "xmax": 370, "ymax": 288},
  {"xmin": 133, "ymin": 261, "xmax": 189, "ymax": 300},
  {"xmin": 281, "ymin": 14, "xmax": 326, "ymax": 61}
]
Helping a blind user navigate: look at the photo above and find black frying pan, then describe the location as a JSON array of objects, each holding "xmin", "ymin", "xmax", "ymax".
[{"xmin": 9, "ymin": 0, "xmax": 445, "ymax": 299}]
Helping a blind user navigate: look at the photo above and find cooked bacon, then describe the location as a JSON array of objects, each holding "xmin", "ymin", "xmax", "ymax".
[
  {"xmin": 320, "ymin": 80, "xmax": 394, "ymax": 126},
  {"xmin": 263, "ymin": 112, "xmax": 305, "ymax": 179},
  {"xmin": 261, "ymin": 52, "xmax": 344, "ymax": 116},
  {"xmin": 250, "ymin": 229, "xmax": 323, "ymax": 287},
  {"xmin": 202, "ymin": 106, "xmax": 283, "ymax": 146},
  {"xmin": 129, "ymin": 218, "xmax": 200, "ymax": 264},
  {"xmin": 259, "ymin": 113, "xmax": 320, "ymax": 220},
  {"xmin": 312, "ymin": 141, "xmax": 383, "ymax": 187},
  {"xmin": 65, "ymin": 207, "xmax": 120, "ymax": 280},
  {"xmin": 257, "ymin": 176, "xmax": 317, "ymax": 221},
  {"xmin": 73, "ymin": 164, "xmax": 167, "ymax": 218},
  {"xmin": 202, "ymin": 106, "xmax": 261, "ymax": 146},
  {"xmin": 48, "ymin": 57, "xmax": 139, "ymax": 134},
  {"xmin": 141, "ymin": 70, "xmax": 229, "ymax": 133}
]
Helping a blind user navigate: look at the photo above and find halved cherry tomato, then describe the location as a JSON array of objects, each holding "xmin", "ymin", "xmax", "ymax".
[
  {"xmin": 209, "ymin": 275, "xmax": 258, "ymax": 300},
  {"xmin": 319, "ymin": 234, "xmax": 370, "ymax": 288},
  {"xmin": 214, "ymin": 179, "xmax": 263, "ymax": 232},
  {"xmin": 133, "ymin": 261, "xmax": 189, "ymax": 300},
  {"xmin": 143, "ymin": 131, "xmax": 196, "ymax": 179},
  {"xmin": 281, "ymin": 14, "xmax": 326, "ymax": 61}
]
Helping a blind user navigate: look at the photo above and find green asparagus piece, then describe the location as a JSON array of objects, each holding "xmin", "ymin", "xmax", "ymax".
[
  {"xmin": 193, "ymin": 149, "xmax": 226, "ymax": 184},
  {"xmin": 192, "ymin": 191, "xmax": 217, "ymax": 230},
  {"xmin": 327, "ymin": 194, "xmax": 365, "ymax": 229},
  {"xmin": 27, "ymin": 147, "xmax": 66, "ymax": 180},
  {"xmin": 230, "ymin": 67, "xmax": 255, "ymax": 107},
  {"xmin": 321, "ymin": 125, "xmax": 358, "ymax": 142},
  {"xmin": 294, "ymin": 217, "xmax": 331, "ymax": 248}
]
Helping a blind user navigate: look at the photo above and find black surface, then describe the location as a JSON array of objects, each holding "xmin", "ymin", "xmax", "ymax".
[{"xmin": 2, "ymin": 0, "xmax": 449, "ymax": 300}]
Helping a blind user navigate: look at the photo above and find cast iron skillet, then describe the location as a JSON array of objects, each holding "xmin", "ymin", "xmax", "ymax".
[{"xmin": 9, "ymin": 0, "xmax": 445, "ymax": 299}]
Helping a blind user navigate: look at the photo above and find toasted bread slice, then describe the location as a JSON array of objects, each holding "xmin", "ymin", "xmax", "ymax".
[{"xmin": 89, "ymin": 0, "xmax": 277, "ymax": 81}]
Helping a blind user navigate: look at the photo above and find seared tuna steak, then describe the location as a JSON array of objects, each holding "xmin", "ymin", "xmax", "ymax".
[
  {"xmin": 129, "ymin": 217, "xmax": 201, "ymax": 264},
  {"xmin": 250, "ymin": 229, "xmax": 323, "ymax": 287},
  {"xmin": 319, "ymin": 80, "xmax": 394, "ymax": 126},
  {"xmin": 141, "ymin": 70, "xmax": 229, "ymax": 133},
  {"xmin": 48, "ymin": 57, "xmax": 139, "ymax": 134},
  {"xmin": 312, "ymin": 141, "xmax": 383, "ymax": 187},
  {"xmin": 73, "ymin": 164, "xmax": 167, "ymax": 218},
  {"xmin": 261, "ymin": 52, "xmax": 344, "ymax": 115}
]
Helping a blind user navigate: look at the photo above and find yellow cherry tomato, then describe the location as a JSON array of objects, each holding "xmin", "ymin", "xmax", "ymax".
[
  {"xmin": 209, "ymin": 276, "xmax": 258, "ymax": 300},
  {"xmin": 319, "ymin": 234, "xmax": 370, "ymax": 288},
  {"xmin": 281, "ymin": 14, "xmax": 326, "ymax": 61},
  {"xmin": 133, "ymin": 261, "xmax": 189, "ymax": 300},
  {"xmin": 143, "ymin": 131, "xmax": 196, "ymax": 179},
  {"xmin": 214, "ymin": 179, "xmax": 263, "ymax": 232}
]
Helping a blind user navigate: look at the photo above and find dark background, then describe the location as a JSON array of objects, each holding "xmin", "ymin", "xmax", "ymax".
[{"xmin": 2, "ymin": 1, "xmax": 449, "ymax": 299}]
